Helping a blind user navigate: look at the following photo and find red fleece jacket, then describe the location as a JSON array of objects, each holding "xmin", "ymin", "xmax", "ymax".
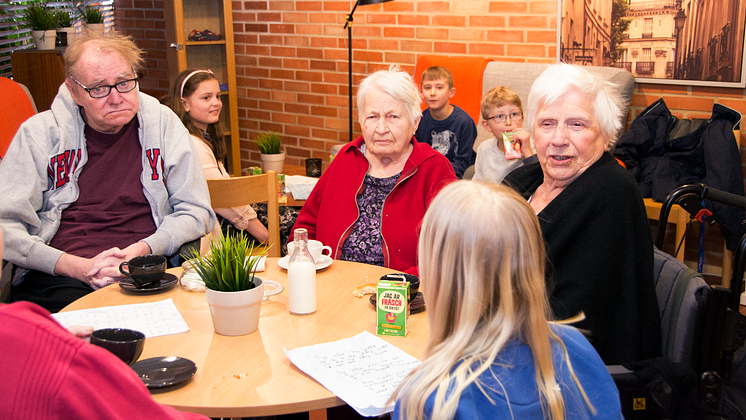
[
  {"xmin": 292, "ymin": 136, "xmax": 457, "ymax": 274},
  {"xmin": 0, "ymin": 301, "xmax": 208, "ymax": 420}
]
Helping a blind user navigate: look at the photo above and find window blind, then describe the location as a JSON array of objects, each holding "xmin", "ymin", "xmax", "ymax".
[{"xmin": 0, "ymin": 1, "xmax": 114, "ymax": 78}]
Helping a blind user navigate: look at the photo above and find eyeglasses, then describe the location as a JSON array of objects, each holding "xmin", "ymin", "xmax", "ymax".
[
  {"xmin": 486, "ymin": 112, "xmax": 523, "ymax": 123},
  {"xmin": 69, "ymin": 75, "xmax": 139, "ymax": 99}
]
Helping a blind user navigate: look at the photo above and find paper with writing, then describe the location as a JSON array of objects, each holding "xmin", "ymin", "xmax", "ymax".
[
  {"xmin": 52, "ymin": 298, "xmax": 189, "ymax": 338},
  {"xmin": 284, "ymin": 331, "xmax": 420, "ymax": 417}
]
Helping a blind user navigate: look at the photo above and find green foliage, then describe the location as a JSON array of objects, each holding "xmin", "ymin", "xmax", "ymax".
[
  {"xmin": 80, "ymin": 6, "xmax": 104, "ymax": 24},
  {"xmin": 187, "ymin": 229, "xmax": 269, "ymax": 292},
  {"xmin": 610, "ymin": 0, "xmax": 632, "ymax": 64},
  {"xmin": 255, "ymin": 132, "xmax": 283, "ymax": 154},
  {"xmin": 24, "ymin": 3, "xmax": 56, "ymax": 31},
  {"xmin": 53, "ymin": 8, "xmax": 72, "ymax": 28}
]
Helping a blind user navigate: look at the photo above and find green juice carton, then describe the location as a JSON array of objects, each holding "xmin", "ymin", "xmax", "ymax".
[
  {"xmin": 242, "ymin": 167, "xmax": 262, "ymax": 176},
  {"xmin": 376, "ymin": 280, "xmax": 410, "ymax": 337},
  {"xmin": 277, "ymin": 173, "xmax": 287, "ymax": 204}
]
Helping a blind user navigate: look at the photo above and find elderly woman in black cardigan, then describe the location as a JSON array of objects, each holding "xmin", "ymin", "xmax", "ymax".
[{"xmin": 504, "ymin": 63, "xmax": 661, "ymax": 365}]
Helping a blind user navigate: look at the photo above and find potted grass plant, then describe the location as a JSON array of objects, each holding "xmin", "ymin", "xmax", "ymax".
[
  {"xmin": 187, "ymin": 230, "xmax": 268, "ymax": 336},
  {"xmin": 25, "ymin": 3, "xmax": 57, "ymax": 50},
  {"xmin": 80, "ymin": 5, "xmax": 104, "ymax": 36},
  {"xmin": 255, "ymin": 132, "xmax": 285, "ymax": 174},
  {"xmin": 53, "ymin": 8, "xmax": 75, "ymax": 46}
]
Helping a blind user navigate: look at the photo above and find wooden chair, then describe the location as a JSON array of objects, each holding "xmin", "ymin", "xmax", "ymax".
[{"xmin": 206, "ymin": 170, "xmax": 281, "ymax": 258}]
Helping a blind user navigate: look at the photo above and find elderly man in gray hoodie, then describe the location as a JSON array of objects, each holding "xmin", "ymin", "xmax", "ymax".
[{"xmin": 0, "ymin": 31, "xmax": 215, "ymax": 312}]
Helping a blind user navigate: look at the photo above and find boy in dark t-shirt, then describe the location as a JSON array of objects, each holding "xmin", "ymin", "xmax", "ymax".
[{"xmin": 415, "ymin": 66, "xmax": 477, "ymax": 178}]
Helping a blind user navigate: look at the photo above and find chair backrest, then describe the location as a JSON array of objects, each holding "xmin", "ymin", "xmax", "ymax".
[
  {"xmin": 413, "ymin": 55, "xmax": 492, "ymax": 124},
  {"xmin": 653, "ymin": 247, "xmax": 711, "ymax": 368},
  {"xmin": 0, "ymin": 77, "xmax": 37, "ymax": 159},
  {"xmin": 206, "ymin": 171, "xmax": 281, "ymax": 258}
]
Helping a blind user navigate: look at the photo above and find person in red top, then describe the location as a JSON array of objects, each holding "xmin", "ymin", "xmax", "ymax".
[
  {"xmin": 291, "ymin": 65, "xmax": 456, "ymax": 275},
  {"xmin": 0, "ymin": 227, "xmax": 208, "ymax": 420}
]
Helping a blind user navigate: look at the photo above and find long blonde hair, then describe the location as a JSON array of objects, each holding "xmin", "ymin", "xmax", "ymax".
[{"xmin": 391, "ymin": 181, "xmax": 593, "ymax": 420}]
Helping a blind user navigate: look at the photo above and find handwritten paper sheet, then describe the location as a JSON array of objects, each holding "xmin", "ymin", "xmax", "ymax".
[
  {"xmin": 285, "ymin": 175, "xmax": 318, "ymax": 200},
  {"xmin": 285, "ymin": 331, "xmax": 421, "ymax": 417},
  {"xmin": 52, "ymin": 298, "xmax": 189, "ymax": 338}
]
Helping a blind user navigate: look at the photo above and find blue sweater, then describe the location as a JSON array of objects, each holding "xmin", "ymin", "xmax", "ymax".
[
  {"xmin": 393, "ymin": 325, "xmax": 622, "ymax": 419},
  {"xmin": 415, "ymin": 105, "xmax": 476, "ymax": 179}
]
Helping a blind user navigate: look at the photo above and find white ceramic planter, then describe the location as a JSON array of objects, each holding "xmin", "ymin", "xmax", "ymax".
[
  {"xmin": 205, "ymin": 278, "xmax": 264, "ymax": 336},
  {"xmin": 31, "ymin": 30, "xmax": 57, "ymax": 50},
  {"xmin": 260, "ymin": 152, "xmax": 285, "ymax": 174},
  {"xmin": 85, "ymin": 23, "xmax": 105, "ymax": 37}
]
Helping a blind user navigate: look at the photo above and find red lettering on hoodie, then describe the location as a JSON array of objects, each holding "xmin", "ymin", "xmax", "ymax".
[{"xmin": 146, "ymin": 148, "xmax": 161, "ymax": 181}]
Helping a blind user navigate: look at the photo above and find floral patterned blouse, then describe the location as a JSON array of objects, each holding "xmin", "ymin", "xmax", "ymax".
[{"xmin": 340, "ymin": 172, "xmax": 401, "ymax": 266}]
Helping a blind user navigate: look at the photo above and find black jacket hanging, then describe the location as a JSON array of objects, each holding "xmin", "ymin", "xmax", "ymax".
[{"xmin": 614, "ymin": 98, "xmax": 744, "ymax": 251}]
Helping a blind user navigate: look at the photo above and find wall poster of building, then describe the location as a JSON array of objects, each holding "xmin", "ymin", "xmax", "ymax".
[{"xmin": 559, "ymin": 0, "xmax": 746, "ymax": 87}]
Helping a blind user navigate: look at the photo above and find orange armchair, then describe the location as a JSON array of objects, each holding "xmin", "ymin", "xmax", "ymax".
[
  {"xmin": 0, "ymin": 77, "xmax": 37, "ymax": 159},
  {"xmin": 413, "ymin": 55, "xmax": 492, "ymax": 124}
]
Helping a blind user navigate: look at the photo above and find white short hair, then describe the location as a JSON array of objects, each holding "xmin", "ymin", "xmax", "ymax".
[
  {"xmin": 356, "ymin": 64, "xmax": 422, "ymax": 126},
  {"xmin": 526, "ymin": 63, "xmax": 625, "ymax": 146}
]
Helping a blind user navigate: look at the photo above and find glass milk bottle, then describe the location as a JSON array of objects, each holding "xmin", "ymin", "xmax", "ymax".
[{"xmin": 288, "ymin": 228, "xmax": 316, "ymax": 315}]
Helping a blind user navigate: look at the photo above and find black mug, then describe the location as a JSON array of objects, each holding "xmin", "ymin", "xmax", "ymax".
[
  {"xmin": 305, "ymin": 158, "xmax": 322, "ymax": 177},
  {"xmin": 119, "ymin": 255, "xmax": 167, "ymax": 288},
  {"xmin": 91, "ymin": 328, "xmax": 145, "ymax": 365}
]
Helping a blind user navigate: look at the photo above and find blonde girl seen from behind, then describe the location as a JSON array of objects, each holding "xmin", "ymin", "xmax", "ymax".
[{"xmin": 391, "ymin": 181, "xmax": 622, "ymax": 420}]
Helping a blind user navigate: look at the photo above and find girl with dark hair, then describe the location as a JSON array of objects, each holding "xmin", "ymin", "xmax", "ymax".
[{"xmin": 164, "ymin": 70, "xmax": 298, "ymax": 253}]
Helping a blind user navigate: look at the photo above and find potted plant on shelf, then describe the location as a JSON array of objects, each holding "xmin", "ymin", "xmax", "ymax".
[
  {"xmin": 255, "ymin": 132, "xmax": 285, "ymax": 174},
  {"xmin": 80, "ymin": 5, "xmax": 104, "ymax": 36},
  {"xmin": 24, "ymin": 3, "xmax": 57, "ymax": 50},
  {"xmin": 53, "ymin": 8, "xmax": 75, "ymax": 47},
  {"xmin": 187, "ymin": 230, "xmax": 268, "ymax": 336}
]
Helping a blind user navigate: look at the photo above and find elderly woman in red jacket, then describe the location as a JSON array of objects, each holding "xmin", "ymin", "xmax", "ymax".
[{"xmin": 292, "ymin": 65, "xmax": 457, "ymax": 274}]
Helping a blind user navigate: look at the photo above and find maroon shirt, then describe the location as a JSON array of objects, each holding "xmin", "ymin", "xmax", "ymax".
[{"xmin": 49, "ymin": 118, "xmax": 157, "ymax": 258}]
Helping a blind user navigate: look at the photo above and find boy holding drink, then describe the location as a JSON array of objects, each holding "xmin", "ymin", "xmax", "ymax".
[{"xmin": 473, "ymin": 86, "xmax": 535, "ymax": 184}]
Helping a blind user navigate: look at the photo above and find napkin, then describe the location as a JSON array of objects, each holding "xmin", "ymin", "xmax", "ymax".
[
  {"xmin": 180, "ymin": 271, "xmax": 206, "ymax": 292},
  {"xmin": 285, "ymin": 175, "xmax": 319, "ymax": 200},
  {"xmin": 254, "ymin": 255, "xmax": 266, "ymax": 272}
]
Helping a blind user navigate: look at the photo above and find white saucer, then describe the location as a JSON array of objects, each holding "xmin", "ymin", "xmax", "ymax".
[
  {"xmin": 277, "ymin": 255, "xmax": 333, "ymax": 270},
  {"xmin": 263, "ymin": 280, "xmax": 283, "ymax": 297}
]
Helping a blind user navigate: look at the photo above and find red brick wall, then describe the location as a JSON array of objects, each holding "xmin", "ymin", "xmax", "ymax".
[
  {"xmin": 232, "ymin": 0, "xmax": 559, "ymax": 166},
  {"xmin": 114, "ymin": 0, "xmax": 170, "ymax": 98}
]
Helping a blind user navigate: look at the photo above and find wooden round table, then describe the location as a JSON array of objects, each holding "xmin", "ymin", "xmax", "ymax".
[{"xmin": 61, "ymin": 258, "xmax": 429, "ymax": 418}]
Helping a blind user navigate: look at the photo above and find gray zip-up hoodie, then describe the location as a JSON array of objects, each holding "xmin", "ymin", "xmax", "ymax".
[{"xmin": 0, "ymin": 84, "xmax": 216, "ymax": 282}]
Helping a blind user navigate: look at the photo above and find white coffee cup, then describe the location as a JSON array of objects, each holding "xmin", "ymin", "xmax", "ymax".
[{"xmin": 287, "ymin": 239, "xmax": 332, "ymax": 262}]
